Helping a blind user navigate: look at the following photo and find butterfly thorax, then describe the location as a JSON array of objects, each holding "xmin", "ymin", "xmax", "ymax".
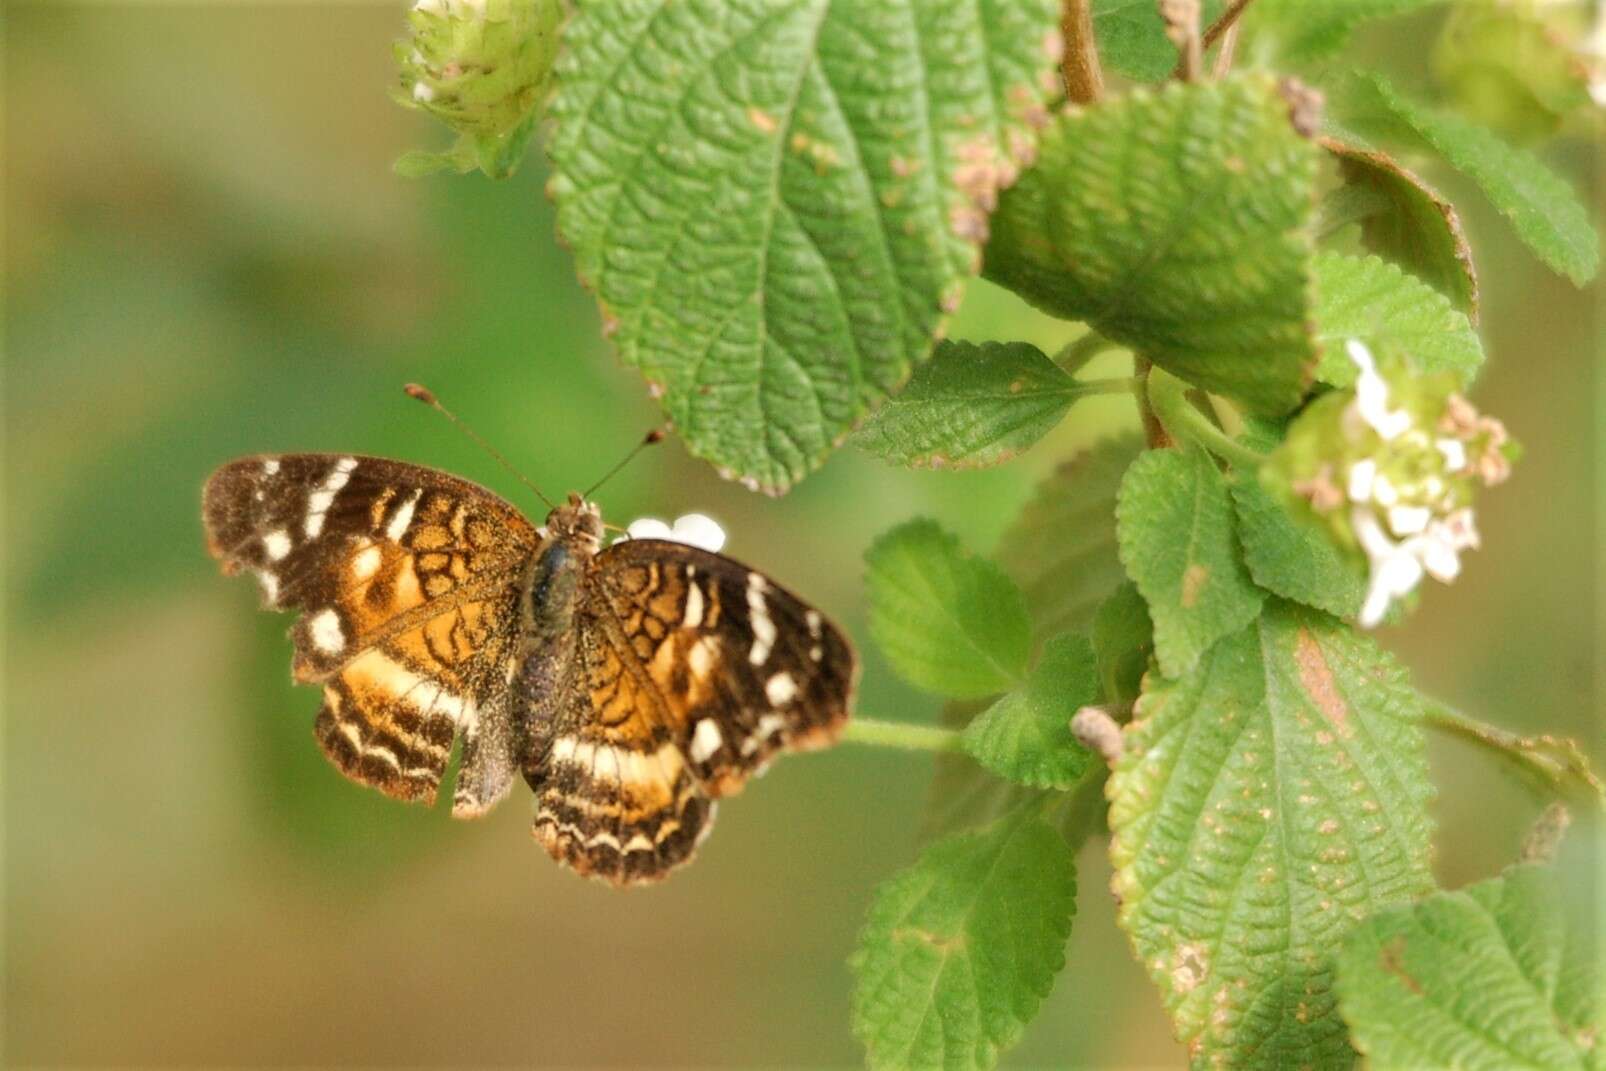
[{"xmin": 520, "ymin": 492, "xmax": 601, "ymax": 640}]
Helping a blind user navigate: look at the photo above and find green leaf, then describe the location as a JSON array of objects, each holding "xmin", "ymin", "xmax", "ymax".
[
  {"xmin": 866, "ymin": 519, "xmax": 1031, "ymax": 699},
  {"xmin": 549, "ymin": 0, "xmax": 1063, "ymax": 492},
  {"xmin": 926, "ymin": 435, "xmax": 1139, "ymax": 837},
  {"xmin": 852, "ymin": 340, "xmax": 1085, "ymax": 469},
  {"xmin": 1253, "ymin": 0, "xmax": 1441, "ymax": 64},
  {"xmin": 1341, "ymin": 72, "xmax": 1599, "ymax": 285},
  {"xmin": 961, "ymin": 633, "xmax": 1098, "ymax": 789},
  {"xmin": 1337, "ymin": 864, "xmax": 1602, "ymax": 1070},
  {"xmin": 1109, "ymin": 600, "xmax": 1436, "ymax": 1069},
  {"xmin": 998, "ymin": 434, "xmax": 1143, "ymax": 639},
  {"xmin": 851, "ymin": 816, "xmax": 1078, "ymax": 1071},
  {"xmin": 1090, "ymin": 0, "xmax": 1223, "ymax": 81},
  {"xmin": 1434, "ymin": 3, "xmax": 1599, "ymax": 143},
  {"xmin": 1322, "ymin": 138, "xmax": 1479, "ymax": 317},
  {"xmin": 1091, "ymin": 581, "xmax": 1152, "ymax": 706},
  {"xmin": 985, "ymin": 75, "xmax": 1320, "ymax": 414},
  {"xmin": 1312, "ymin": 250, "xmax": 1484, "ymax": 388},
  {"xmin": 1232, "ymin": 469, "xmax": 1367, "ymax": 620},
  {"xmin": 1117, "ymin": 446, "xmax": 1264, "ymax": 679}
]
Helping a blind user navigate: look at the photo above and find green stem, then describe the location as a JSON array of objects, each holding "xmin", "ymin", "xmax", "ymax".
[
  {"xmin": 1147, "ymin": 367, "xmax": 1267, "ymax": 468},
  {"xmin": 1423, "ymin": 698, "xmax": 1605, "ymax": 809},
  {"xmin": 1070, "ymin": 375, "xmax": 1142, "ymax": 397},
  {"xmin": 841, "ymin": 717, "xmax": 966, "ymax": 753},
  {"xmin": 1053, "ymin": 331, "xmax": 1118, "ymax": 375}
]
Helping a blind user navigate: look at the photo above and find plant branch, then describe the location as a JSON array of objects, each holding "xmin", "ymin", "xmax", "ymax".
[
  {"xmin": 1423, "ymin": 699, "xmax": 1605, "ymax": 809},
  {"xmin": 1202, "ymin": 0, "xmax": 1255, "ymax": 53},
  {"xmin": 1060, "ymin": 0, "xmax": 1104, "ymax": 104},
  {"xmin": 841, "ymin": 717, "xmax": 966, "ymax": 753},
  {"xmin": 1211, "ymin": 20, "xmax": 1241, "ymax": 78},
  {"xmin": 1053, "ymin": 331, "xmax": 1118, "ymax": 374},
  {"xmin": 1146, "ymin": 366, "xmax": 1265, "ymax": 467},
  {"xmin": 1133, "ymin": 356, "xmax": 1173, "ymax": 448},
  {"xmin": 1071, "ymin": 375, "xmax": 1142, "ymax": 397}
]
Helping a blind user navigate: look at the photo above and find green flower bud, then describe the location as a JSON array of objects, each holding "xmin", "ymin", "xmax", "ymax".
[{"xmin": 393, "ymin": 0, "xmax": 562, "ymax": 179}]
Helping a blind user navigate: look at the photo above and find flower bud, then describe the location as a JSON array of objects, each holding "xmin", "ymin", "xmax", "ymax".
[{"xmin": 393, "ymin": 0, "xmax": 561, "ymax": 178}]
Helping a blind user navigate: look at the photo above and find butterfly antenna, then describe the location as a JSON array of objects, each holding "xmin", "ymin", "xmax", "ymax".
[
  {"xmin": 581, "ymin": 427, "xmax": 666, "ymax": 499},
  {"xmin": 404, "ymin": 383, "xmax": 555, "ymax": 510}
]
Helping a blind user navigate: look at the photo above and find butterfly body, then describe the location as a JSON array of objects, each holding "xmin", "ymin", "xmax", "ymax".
[{"xmin": 203, "ymin": 457, "xmax": 855, "ymax": 885}]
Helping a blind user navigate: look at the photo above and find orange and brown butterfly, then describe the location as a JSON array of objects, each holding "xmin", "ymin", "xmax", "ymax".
[{"xmin": 201, "ymin": 443, "xmax": 856, "ymax": 885}]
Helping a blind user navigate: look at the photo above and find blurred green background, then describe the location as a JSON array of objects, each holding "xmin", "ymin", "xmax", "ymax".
[{"xmin": 5, "ymin": 6, "xmax": 1599, "ymax": 1067}]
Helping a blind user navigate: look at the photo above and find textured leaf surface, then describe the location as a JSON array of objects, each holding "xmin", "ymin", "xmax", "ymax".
[
  {"xmin": 1092, "ymin": 581, "xmax": 1153, "ymax": 706},
  {"xmin": 1109, "ymin": 600, "xmax": 1436, "ymax": 1069},
  {"xmin": 1323, "ymin": 138, "xmax": 1478, "ymax": 316},
  {"xmin": 853, "ymin": 341, "xmax": 1083, "ymax": 469},
  {"xmin": 1090, "ymin": 0, "xmax": 1223, "ymax": 81},
  {"xmin": 549, "ymin": 0, "xmax": 1063, "ymax": 491},
  {"xmin": 1312, "ymin": 251, "xmax": 1484, "ymax": 387},
  {"xmin": 866, "ymin": 519, "xmax": 1030, "ymax": 699},
  {"xmin": 1232, "ymin": 470, "xmax": 1367, "ymax": 620},
  {"xmin": 1346, "ymin": 73, "xmax": 1598, "ymax": 286},
  {"xmin": 1117, "ymin": 447, "xmax": 1264, "ymax": 679},
  {"xmin": 962, "ymin": 633, "xmax": 1098, "ymax": 789},
  {"xmin": 985, "ymin": 75, "xmax": 1319, "ymax": 414},
  {"xmin": 851, "ymin": 817, "xmax": 1077, "ymax": 1071},
  {"xmin": 1337, "ymin": 864, "xmax": 1602, "ymax": 1071},
  {"xmin": 997, "ymin": 434, "xmax": 1143, "ymax": 640}
]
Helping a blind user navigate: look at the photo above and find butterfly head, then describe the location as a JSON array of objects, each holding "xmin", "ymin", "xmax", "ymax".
[{"xmin": 546, "ymin": 492, "xmax": 604, "ymax": 553}]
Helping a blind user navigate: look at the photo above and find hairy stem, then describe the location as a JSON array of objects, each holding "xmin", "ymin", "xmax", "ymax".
[
  {"xmin": 1423, "ymin": 699, "xmax": 1605, "ymax": 808},
  {"xmin": 1060, "ymin": 0, "xmax": 1104, "ymax": 104},
  {"xmin": 1147, "ymin": 366, "xmax": 1265, "ymax": 467},
  {"xmin": 841, "ymin": 717, "xmax": 966, "ymax": 753}
]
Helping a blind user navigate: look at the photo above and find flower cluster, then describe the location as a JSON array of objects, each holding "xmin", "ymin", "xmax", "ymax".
[
  {"xmin": 618, "ymin": 513, "xmax": 727, "ymax": 554},
  {"xmin": 1268, "ymin": 340, "xmax": 1516, "ymax": 627},
  {"xmin": 393, "ymin": 0, "xmax": 559, "ymax": 177}
]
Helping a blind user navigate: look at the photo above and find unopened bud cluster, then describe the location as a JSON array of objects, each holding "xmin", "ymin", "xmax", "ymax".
[
  {"xmin": 1267, "ymin": 341, "xmax": 1516, "ymax": 627},
  {"xmin": 393, "ymin": 0, "xmax": 559, "ymax": 175}
]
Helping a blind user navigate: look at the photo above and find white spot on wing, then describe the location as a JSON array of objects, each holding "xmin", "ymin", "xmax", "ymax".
[
  {"xmin": 310, "ymin": 609, "xmax": 345, "ymax": 654},
  {"xmin": 682, "ymin": 582, "xmax": 705, "ymax": 628},
  {"xmin": 385, "ymin": 489, "xmax": 422, "ymax": 543},
  {"xmin": 765, "ymin": 672, "xmax": 798, "ymax": 705},
  {"xmin": 256, "ymin": 570, "xmax": 279, "ymax": 603},
  {"xmin": 263, "ymin": 529, "xmax": 292, "ymax": 561},
  {"xmin": 262, "ymin": 458, "xmax": 280, "ymax": 476},
  {"xmin": 806, "ymin": 610, "xmax": 822, "ymax": 638},
  {"xmin": 351, "ymin": 542, "xmax": 383, "ymax": 582},
  {"xmin": 689, "ymin": 718, "xmax": 723, "ymax": 763},
  {"xmin": 304, "ymin": 458, "xmax": 357, "ymax": 538},
  {"xmin": 747, "ymin": 573, "xmax": 776, "ymax": 665},
  {"xmin": 755, "ymin": 713, "xmax": 786, "ymax": 741}
]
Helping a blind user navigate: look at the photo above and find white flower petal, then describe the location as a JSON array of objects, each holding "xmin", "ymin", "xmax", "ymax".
[
  {"xmin": 1416, "ymin": 536, "xmax": 1461, "ymax": 582},
  {"xmin": 626, "ymin": 517, "xmax": 673, "ymax": 541},
  {"xmin": 412, "ymin": 81, "xmax": 436, "ymax": 103},
  {"xmin": 671, "ymin": 513, "xmax": 727, "ymax": 554},
  {"xmin": 1372, "ymin": 474, "xmax": 1399, "ymax": 507},
  {"xmin": 1387, "ymin": 505, "xmax": 1431, "ymax": 536},
  {"xmin": 1348, "ymin": 459, "xmax": 1377, "ymax": 502},
  {"xmin": 1436, "ymin": 438, "xmax": 1468, "ymax": 472}
]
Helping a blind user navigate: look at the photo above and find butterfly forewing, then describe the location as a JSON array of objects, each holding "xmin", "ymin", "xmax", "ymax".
[{"xmin": 203, "ymin": 454, "xmax": 536, "ymax": 806}]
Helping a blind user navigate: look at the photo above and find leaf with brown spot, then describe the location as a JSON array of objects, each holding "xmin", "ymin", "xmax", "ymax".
[
  {"xmin": 1338, "ymin": 863, "xmax": 1602, "ymax": 1070},
  {"xmin": 1110, "ymin": 599, "xmax": 1434, "ymax": 1068},
  {"xmin": 1117, "ymin": 446, "xmax": 1263, "ymax": 678}
]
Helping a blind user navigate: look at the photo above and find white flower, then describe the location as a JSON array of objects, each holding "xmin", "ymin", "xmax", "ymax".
[
  {"xmin": 1346, "ymin": 340, "xmax": 1412, "ymax": 441},
  {"xmin": 622, "ymin": 512, "xmax": 727, "ymax": 553},
  {"xmin": 1352, "ymin": 503, "xmax": 1481, "ymax": 628}
]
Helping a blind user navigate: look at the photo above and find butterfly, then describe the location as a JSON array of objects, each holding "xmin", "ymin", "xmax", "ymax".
[{"xmin": 202, "ymin": 454, "xmax": 856, "ymax": 885}]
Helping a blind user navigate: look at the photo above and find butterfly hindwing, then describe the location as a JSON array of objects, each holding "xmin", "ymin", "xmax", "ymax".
[{"xmin": 203, "ymin": 454, "xmax": 536, "ymax": 807}]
